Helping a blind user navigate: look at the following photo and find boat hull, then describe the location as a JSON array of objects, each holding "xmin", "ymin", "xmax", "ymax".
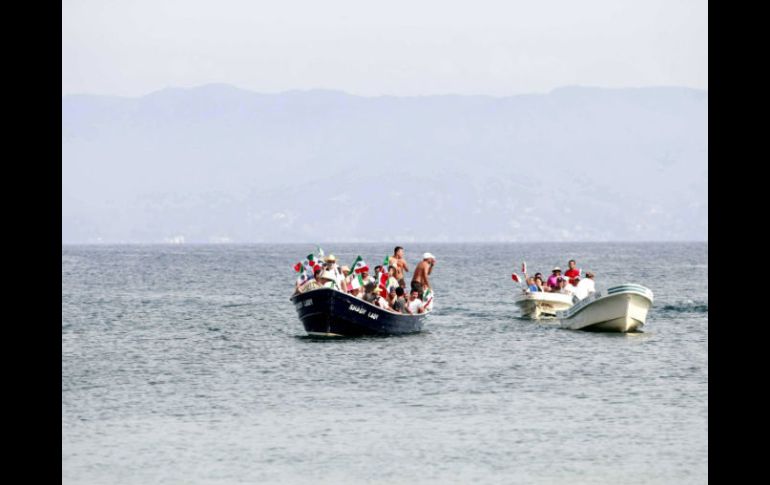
[
  {"xmin": 556, "ymin": 284, "xmax": 654, "ymax": 332},
  {"xmin": 290, "ymin": 288, "xmax": 428, "ymax": 336},
  {"xmin": 514, "ymin": 291, "xmax": 575, "ymax": 319}
]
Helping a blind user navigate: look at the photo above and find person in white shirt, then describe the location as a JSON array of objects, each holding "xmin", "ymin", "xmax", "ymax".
[
  {"xmin": 406, "ymin": 289, "xmax": 426, "ymax": 314},
  {"xmin": 573, "ymin": 272, "xmax": 596, "ymax": 300},
  {"xmin": 559, "ymin": 277, "xmax": 575, "ymax": 297}
]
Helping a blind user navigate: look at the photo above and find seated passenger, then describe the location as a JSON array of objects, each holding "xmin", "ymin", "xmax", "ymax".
[
  {"xmin": 339, "ymin": 265, "xmax": 351, "ymax": 291},
  {"xmin": 574, "ymin": 272, "xmax": 596, "ymax": 299},
  {"xmin": 392, "ymin": 287, "xmax": 407, "ymax": 313},
  {"xmin": 387, "ymin": 286, "xmax": 398, "ymax": 307},
  {"xmin": 296, "ymin": 268, "xmax": 327, "ymax": 294},
  {"xmin": 533, "ymin": 275, "xmax": 545, "ymax": 292},
  {"xmin": 406, "ymin": 289, "xmax": 425, "ymax": 314},
  {"xmin": 546, "ymin": 267, "xmax": 562, "ymax": 292},
  {"xmin": 527, "ymin": 276, "xmax": 539, "ymax": 292},
  {"xmin": 363, "ymin": 282, "xmax": 379, "ymax": 304},
  {"xmin": 558, "ymin": 277, "xmax": 575, "ymax": 297}
]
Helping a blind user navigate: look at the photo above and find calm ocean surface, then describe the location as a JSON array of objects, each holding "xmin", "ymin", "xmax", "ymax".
[{"xmin": 62, "ymin": 243, "xmax": 707, "ymax": 484}]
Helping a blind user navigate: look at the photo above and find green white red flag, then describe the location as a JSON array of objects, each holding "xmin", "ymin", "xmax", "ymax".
[{"xmin": 350, "ymin": 255, "xmax": 369, "ymax": 274}]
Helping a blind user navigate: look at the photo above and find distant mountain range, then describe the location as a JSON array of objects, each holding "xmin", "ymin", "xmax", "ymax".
[{"xmin": 62, "ymin": 84, "xmax": 707, "ymax": 242}]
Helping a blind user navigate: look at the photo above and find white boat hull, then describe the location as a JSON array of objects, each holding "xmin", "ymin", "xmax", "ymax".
[
  {"xmin": 556, "ymin": 284, "xmax": 654, "ymax": 332},
  {"xmin": 514, "ymin": 291, "xmax": 575, "ymax": 319}
]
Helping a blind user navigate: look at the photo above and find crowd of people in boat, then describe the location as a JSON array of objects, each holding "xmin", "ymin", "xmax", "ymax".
[
  {"xmin": 293, "ymin": 246, "xmax": 436, "ymax": 314},
  {"xmin": 518, "ymin": 259, "xmax": 596, "ymax": 301}
]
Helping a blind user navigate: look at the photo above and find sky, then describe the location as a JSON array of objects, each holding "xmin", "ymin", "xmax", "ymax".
[{"xmin": 62, "ymin": 0, "xmax": 707, "ymax": 97}]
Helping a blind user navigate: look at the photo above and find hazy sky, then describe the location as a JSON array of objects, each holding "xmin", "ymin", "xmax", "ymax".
[{"xmin": 63, "ymin": 0, "xmax": 707, "ymax": 97}]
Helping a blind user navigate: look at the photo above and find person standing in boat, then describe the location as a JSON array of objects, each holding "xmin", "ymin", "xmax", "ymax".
[
  {"xmin": 385, "ymin": 266, "xmax": 399, "ymax": 293},
  {"xmin": 411, "ymin": 252, "xmax": 437, "ymax": 293},
  {"xmin": 389, "ymin": 246, "xmax": 410, "ymax": 287},
  {"xmin": 323, "ymin": 254, "xmax": 345, "ymax": 290},
  {"xmin": 565, "ymin": 259, "xmax": 581, "ymax": 285}
]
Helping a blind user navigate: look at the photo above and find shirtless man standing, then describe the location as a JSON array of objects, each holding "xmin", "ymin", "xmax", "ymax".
[
  {"xmin": 411, "ymin": 252, "xmax": 436, "ymax": 293},
  {"xmin": 389, "ymin": 246, "xmax": 410, "ymax": 287}
]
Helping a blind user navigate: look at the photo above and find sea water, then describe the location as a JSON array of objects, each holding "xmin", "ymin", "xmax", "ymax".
[{"xmin": 62, "ymin": 242, "xmax": 707, "ymax": 484}]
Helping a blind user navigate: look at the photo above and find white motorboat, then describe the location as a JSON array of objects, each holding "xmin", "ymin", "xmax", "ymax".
[
  {"xmin": 514, "ymin": 290, "xmax": 575, "ymax": 319},
  {"xmin": 555, "ymin": 284, "xmax": 654, "ymax": 332}
]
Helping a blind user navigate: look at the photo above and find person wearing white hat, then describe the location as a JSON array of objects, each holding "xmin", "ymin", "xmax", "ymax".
[
  {"xmin": 411, "ymin": 252, "xmax": 437, "ymax": 293},
  {"xmin": 546, "ymin": 267, "xmax": 562, "ymax": 292},
  {"xmin": 322, "ymin": 254, "xmax": 345, "ymax": 290}
]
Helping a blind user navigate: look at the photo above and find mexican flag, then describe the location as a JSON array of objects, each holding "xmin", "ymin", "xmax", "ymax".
[
  {"xmin": 422, "ymin": 288, "xmax": 434, "ymax": 311},
  {"xmin": 294, "ymin": 261, "xmax": 310, "ymax": 285},
  {"xmin": 304, "ymin": 253, "xmax": 321, "ymax": 273},
  {"xmin": 383, "ymin": 255, "xmax": 390, "ymax": 267},
  {"xmin": 350, "ymin": 255, "xmax": 369, "ymax": 274},
  {"xmin": 348, "ymin": 273, "xmax": 366, "ymax": 290},
  {"xmin": 511, "ymin": 273, "xmax": 521, "ymax": 283}
]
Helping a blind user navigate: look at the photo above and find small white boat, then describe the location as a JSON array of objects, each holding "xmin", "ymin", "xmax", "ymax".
[
  {"xmin": 514, "ymin": 290, "xmax": 575, "ymax": 319},
  {"xmin": 555, "ymin": 284, "xmax": 654, "ymax": 332}
]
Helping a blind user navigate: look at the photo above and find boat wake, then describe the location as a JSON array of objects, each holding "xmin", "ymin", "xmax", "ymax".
[{"xmin": 660, "ymin": 301, "xmax": 708, "ymax": 313}]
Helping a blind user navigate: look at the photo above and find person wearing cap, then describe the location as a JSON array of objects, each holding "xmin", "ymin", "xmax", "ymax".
[
  {"xmin": 546, "ymin": 267, "xmax": 562, "ymax": 292},
  {"xmin": 411, "ymin": 252, "xmax": 437, "ymax": 293},
  {"xmin": 389, "ymin": 246, "xmax": 410, "ymax": 287},
  {"xmin": 574, "ymin": 271, "xmax": 596, "ymax": 299}
]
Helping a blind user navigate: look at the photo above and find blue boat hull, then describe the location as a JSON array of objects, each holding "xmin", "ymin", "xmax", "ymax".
[{"xmin": 290, "ymin": 288, "xmax": 427, "ymax": 336}]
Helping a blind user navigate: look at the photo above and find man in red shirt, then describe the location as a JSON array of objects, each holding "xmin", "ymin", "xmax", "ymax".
[{"xmin": 565, "ymin": 259, "xmax": 581, "ymax": 285}]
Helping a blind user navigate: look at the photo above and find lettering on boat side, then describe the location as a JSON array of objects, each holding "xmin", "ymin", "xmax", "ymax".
[
  {"xmin": 304, "ymin": 299, "xmax": 313, "ymax": 307},
  {"xmin": 348, "ymin": 304, "xmax": 380, "ymax": 320}
]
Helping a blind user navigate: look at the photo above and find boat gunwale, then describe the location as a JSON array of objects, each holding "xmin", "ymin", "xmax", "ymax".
[{"xmin": 557, "ymin": 286, "xmax": 653, "ymax": 320}]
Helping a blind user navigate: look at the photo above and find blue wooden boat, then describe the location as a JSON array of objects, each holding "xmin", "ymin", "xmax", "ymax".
[{"xmin": 290, "ymin": 287, "xmax": 429, "ymax": 337}]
